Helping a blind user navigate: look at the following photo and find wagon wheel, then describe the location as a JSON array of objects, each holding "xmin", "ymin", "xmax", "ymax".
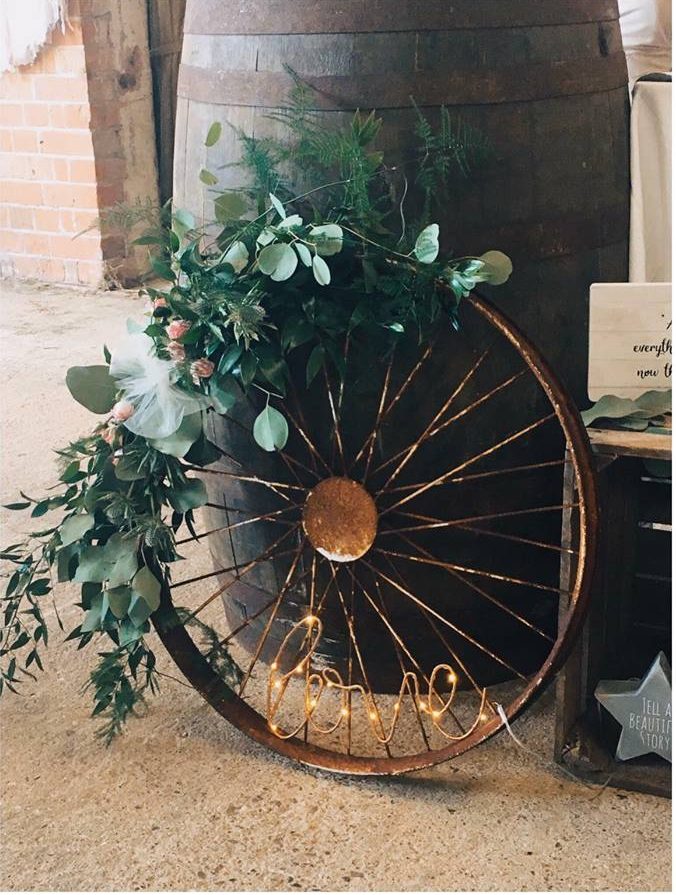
[{"xmin": 154, "ymin": 291, "xmax": 598, "ymax": 775}]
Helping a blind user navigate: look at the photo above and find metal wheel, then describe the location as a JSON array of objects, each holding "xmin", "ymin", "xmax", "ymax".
[{"xmin": 154, "ymin": 291, "xmax": 598, "ymax": 775}]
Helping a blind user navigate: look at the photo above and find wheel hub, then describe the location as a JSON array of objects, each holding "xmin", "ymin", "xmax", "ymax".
[{"xmin": 302, "ymin": 476, "xmax": 377, "ymax": 562}]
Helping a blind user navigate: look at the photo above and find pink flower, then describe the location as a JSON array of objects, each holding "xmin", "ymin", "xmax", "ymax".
[
  {"xmin": 167, "ymin": 340, "xmax": 186, "ymax": 362},
  {"xmin": 101, "ymin": 426, "xmax": 116, "ymax": 445},
  {"xmin": 190, "ymin": 358, "xmax": 215, "ymax": 381},
  {"xmin": 153, "ymin": 297, "xmax": 168, "ymax": 309},
  {"xmin": 167, "ymin": 319, "xmax": 191, "ymax": 340},
  {"xmin": 111, "ymin": 400, "xmax": 135, "ymax": 422}
]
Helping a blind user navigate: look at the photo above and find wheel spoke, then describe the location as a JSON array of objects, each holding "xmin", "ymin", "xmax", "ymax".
[
  {"xmin": 330, "ymin": 563, "xmax": 393, "ymax": 757},
  {"xmin": 175, "ymin": 505, "xmax": 301, "ymax": 545},
  {"xmin": 383, "ymin": 502, "xmax": 579, "ymax": 534},
  {"xmin": 380, "ymin": 412, "xmax": 557, "ymax": 514},
  {"xmin": 386, "ymin": 533, "xmax": 555, "ymax": 640},
  {"xmin": 453, "ymin": 522, "xmax": 578, "ymax": 555},
  {"xmin": 375, "ymin": 368, "xmax": 527, "ymax": 478},
  {"xmin": 377, "ymin": 552, "xmax": 492, "ymax": 706},
  {"xmin": 375, "ymin": 346, "xmax": 491, "ymax": 492},
  {"xmin": 376, "ymin": 546, "xmax": 564, "ymax": 595},
  {"xmin": 323, "ymin": 364, "xmax": 347, "ymax": 474},
  {"xmin": 349, "ymin": 356, "xmax": 393, "ymax": 478},
  {"xmin": 239, "ymin": 540, "xmax": 307, "ymax": 697},
  {"xmin": 362, "ymin": 559, "xmax": 528, "ymax": 681}
]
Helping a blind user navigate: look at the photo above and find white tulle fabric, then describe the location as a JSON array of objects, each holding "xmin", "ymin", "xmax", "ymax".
[{"xmin": 109, "ymin": 334, "xmax": 207, "ymax": 439}]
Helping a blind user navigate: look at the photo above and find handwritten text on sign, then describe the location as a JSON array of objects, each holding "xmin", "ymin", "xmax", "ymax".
[{"xmin": 588, "ymin": 283, "xmax": 672, "ymax": 400}]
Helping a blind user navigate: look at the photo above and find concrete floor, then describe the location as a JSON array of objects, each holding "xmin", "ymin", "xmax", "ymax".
[{"xmin": 0, "ymin": 281, "xmax": 671, "ymax": 892}]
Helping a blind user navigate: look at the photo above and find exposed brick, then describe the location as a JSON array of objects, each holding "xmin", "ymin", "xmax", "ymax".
[
  {"xmin": 34, "ymin": 207, "xmax": 61, "ymax": 232},
  {"xmin": 51, "ymin": 158, "xmax": 69, "ymax": 180},
  {"xmin": 0, "ymin": 229, "xmax": 24, "ymax": 253},
  {"xmin": 0, "ymin": 103, "xmax": 24, "ymax": 125},
  {"xmin": 42, "ymin": 182, "xmax": 98, "ymax": 209},
  {"xmin": 23, "ymin": 103, "xmax": 50, "ymax": 127},
  {"xmin": 34, "ymin": 75, "xmax": 88, "ymax": 103},
  {"xmin": 50, "ymin": 103, "xmax": 90, "ymax": 130},
  {"xmin": 0, "ymin": 73, "xmax": 34, "ymax": 101},
  {"xmin": 76, "ymin": 259, "xmax": 104, "ymax": 286},
  {"xmin": 27, "ymin": 157, "xmax": 55, "ymax": 180},
  {"xmin": 69, "ymin": 158, "xmax": 97, "ymax": 183},
  {"xmin": 95, "ymin": 182, "xmax": 124, "ymax": 207},
  {"xmin": 61, "ymin": 209, "xmax": 98, "ymax": 233},
  {"xmin": 0, "ymin": 130, "xmax": 12, "ymax": 152},
  {"xmin": 50, "ymin": 233, "xmax": 102, "ymax": 261},
  {"xmin": 8, "ymin": 205, "xmax": 34, "ymax": 229},
  {"xmin": 39, "ymin": 128, "xmax": 93, "ymax": 156},
  {"xmin": 2, "ymin": 181, "xmax": 42, "ymax": 205},
  {"xmin": 95, "ymin": 156, "xmax": 125, "ymax": 184},
  {"xmin": 12, "ymin": 130, "xmax": 38, "ymax": 153}
]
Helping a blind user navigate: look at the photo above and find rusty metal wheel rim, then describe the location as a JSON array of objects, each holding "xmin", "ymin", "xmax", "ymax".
[{"xmin": 154, "ymin": 291, "xmax": 598, "ymax": 775}]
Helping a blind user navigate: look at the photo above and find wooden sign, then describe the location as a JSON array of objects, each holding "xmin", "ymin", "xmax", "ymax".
[{"xmin": 588, "ymin": 283, "xmax": 672, "ymax": 400}]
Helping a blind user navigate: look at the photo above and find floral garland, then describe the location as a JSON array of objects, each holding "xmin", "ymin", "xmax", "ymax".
[{"xmin": 1, "ymin": 108, "xmax": 512, "ymax": 739}]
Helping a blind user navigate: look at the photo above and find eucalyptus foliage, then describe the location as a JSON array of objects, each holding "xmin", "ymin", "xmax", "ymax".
[{"xmin": 1, "ymin": 92, "xmax": 511, "ymax": 740}]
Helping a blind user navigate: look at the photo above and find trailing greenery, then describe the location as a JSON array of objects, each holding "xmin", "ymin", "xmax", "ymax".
[{"xmin": 1, "ymin": 89, "xmax": 511, "ymax": 740}]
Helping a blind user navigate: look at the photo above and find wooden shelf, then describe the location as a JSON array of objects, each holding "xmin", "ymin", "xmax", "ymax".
[{"xmin": 587, "ymin": 427, "xmax": 671, "ymax": 460}]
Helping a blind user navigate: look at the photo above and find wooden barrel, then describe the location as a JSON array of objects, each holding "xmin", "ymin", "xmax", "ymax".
[{"xmin": 174, "ymin": 1, "xmax": 630, "ymax": 689}]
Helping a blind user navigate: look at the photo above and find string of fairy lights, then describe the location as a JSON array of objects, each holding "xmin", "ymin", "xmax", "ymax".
[{"xmin": 265, "ymin": 615, "xmax": 490, "ymax": 743}]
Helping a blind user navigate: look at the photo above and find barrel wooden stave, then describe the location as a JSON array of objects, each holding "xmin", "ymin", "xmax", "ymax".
[{"xmin": 174, "ymin": 1, "xmax": 629, "ymax": 690}]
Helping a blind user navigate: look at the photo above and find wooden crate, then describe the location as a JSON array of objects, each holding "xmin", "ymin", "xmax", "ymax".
[{"xmin": 555, "ymin": 428, "xmax": 672, "ymax": 797}]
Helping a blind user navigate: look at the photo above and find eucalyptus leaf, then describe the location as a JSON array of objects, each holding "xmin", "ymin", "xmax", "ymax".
[
  {"xmin": 258, "ymin": 243, "xmax": 298, "ymax": 282},
  {"xmin": 60, "ymin": 512, "xmax": 95, "ymax": 547},
  {"xmin": 205, "ymin": 121, "xmax": 222, "ymax": 147},
  {"xmin": 312, "ymin": 255, "xmax": 331, "ymax": 286},
  {"xmin": 414, "ymin": 224, "xmax": 440, "ymax": 264},
  {"xmin": 127, "ymin": 594, "xmax": 153, "ymax": 628},
  {"xmin": 131, "ymin": 566, "xmax": 162, "ymax": 614},
  {"xmin": 169, "ymin": 478, "xmax": 208, "ymax": 513},
  {"xmin": 269, "ymin": 193, "xmax": 286, "ymax": 219},
  {"xmin": 199, "ymin": 168, "xmax": 219, "ymax": 186},
  {"xmin": 223, "ymin": 240, "xmax": 249, "ymax": 273},
  {"xmin": 306, "ymin": 345, "xmax": 325, "ymax": 387},
  {"xmin": 294, "ymin": 242, "xmax": 312, "ymax": 267},
  {"xmin": 309, "ymin": 224, "xmax": 343, "ymax": 257},
  {"xmin": 478, "ymin": 250, "xmax": 513, "ymax": 286},
  {"xmin": 106, "ymin": 585, "xmax": 132, "ymax": 620},
  {"xmin": 65, "ymin": 365, "xmax": 117, "ymax": 414},
  {"xmin": 147, "ymin": 413, "xmax": 203, "ymax": 458},
  {"xmin": 214, "ymin": 191, "xmax": 248, "ymax": 222},
  {"xmin": 253, "ymin": 405, "xmax": 289, "ymax": 452}
]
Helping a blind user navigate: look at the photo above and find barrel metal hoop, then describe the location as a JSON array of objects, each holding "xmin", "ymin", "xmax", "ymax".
[
  {"xmin": 178, "ymin": 53, "xmax": 628, "ymax": 108},
  {"xmin": 185, "ymin": 0, "xmax": 620, "ymax": 35}
]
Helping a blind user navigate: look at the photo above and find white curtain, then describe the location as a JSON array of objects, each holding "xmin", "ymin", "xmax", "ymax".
[
  {"xmin": 618, "ymin": 0, "xmax": 672, "ymax": 86},
  {"xmin": 0, "ymin": 0, "xmax": 67, "ymax": 73}
]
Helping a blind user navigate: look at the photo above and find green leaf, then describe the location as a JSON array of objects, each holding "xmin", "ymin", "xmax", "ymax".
[
  {"xmin": 218, "ymin": 343, "xmax": 243, "ymax": 374},
  {"xmin": 113, "ymin": 454, "xmax": 146, "ymax": 482},
  {"xmin": 65, "ymin": 365, "xmax": 117, "ymax": 414},
  {"xmin": 309, "ymin": 224, "xmax": 343, "ymax": 257},
  {"xmin": 414, "ymin": 223, "xmax": 440, "ymax": 264},
  {"xmin": 306, "ymin": 345, "xmax": 325, "ymax": 387},
  {"xmin": 74, "ymin": 535, "xmax": 138, "ymax": 586},
  {"xmin": 56, "ymin": 542, "xmax": 79, "ymax": 582},
  {"xmin": 172, "ymin": 208, "xmax": 195, "ymax": 239},
  {"xmin": 258, "ymin": 243, "xmax": 298, "ymax": 282},
  {"xmin": 147, "ymin": 413, "xmax": 203, "ymax": 458},
  {"xmin": 184, "ymin": 433, "xmax": 221, "ymax": 467},
  {"xmin": 239, "ymin": 352, "xmax": 258, "ymax": 386},
  {"xmin": 60, "ymin": 512, "xmax": 95, "ymax": 547},
  {"xmin": 281, "ymin": 317, "xmax": 314, "ymax": 351},
  {"xmin": 209, "ymin": 374, "xmax": 241, "ymax": 414},
  {"xmin": 3, "ymin": 501, "xmax": 30, "ymax": 510},
  {"xmin": 106, "ymin": 585, "xmax": 132, "ymax": 620},
  {"xmin": 199, "ymin": 168, "xmax": 219, "ymax": 186},
  {"xmin": 269, "ymin": 193, "xmax": 286, "ymax": 219},
  {"xmin": 478, "ymin": 250, "xmax": 513, "ymax": 286},
  {"xmin": 581, "ymin": 391, "xmax": 671, "ymax": 427},
  {"xmin": 294, "ymin": 242, "xmax": 312, "ymax": 267},
  {"xmin": 214, "ymin": 192, "xmax": 248, "ymax": 222},
  {"xmin": 223, "ymin": 240, "xmax": 249, "ymax": 273},
  {"xmin": 205, "ymin": 121, "xmax": 222, "ymax": 147},
  {"xmin": 150, "ymin": 257, "xmax": 175, "ymax": 282},
  {"xmin": 312, "ymin": 255, "xmax": 331, "ymax": 286},
  {"xmin": 81, "ymin": 593, "xmax": 104, "ymax": 632},
  {"xmin": 253, "ymin": 405, "xmax": 289, "ymax": 452},
  {"xmin": 131, "ymin": 566, "xmax": 162, "ymax": 614},
  {"xmin": 169, "ymin": 478, "xmax": 208, "ymax": 513}
]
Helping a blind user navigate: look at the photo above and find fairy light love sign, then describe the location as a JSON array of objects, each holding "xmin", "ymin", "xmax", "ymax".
[{"xmin": 588, "ymin": 283, "xmax": 672, "ymax": 400}]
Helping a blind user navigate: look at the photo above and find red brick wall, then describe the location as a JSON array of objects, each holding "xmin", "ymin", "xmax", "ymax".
[{"xmin": 0, "ymin": 4, "xmax": 105, "ymax": 286}]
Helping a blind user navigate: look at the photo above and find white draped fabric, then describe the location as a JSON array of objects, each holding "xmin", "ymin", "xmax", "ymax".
[
  {"xmin": 629, "ymin": 76, "xmax": 672, "ymax": 283},
  {"xmin": 0, "ymin": 0, "xmax": 67, "ymax": 72},
  {"xmin": 618, "ymin": 0, "xmax": 672, "ymax": 86}
]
